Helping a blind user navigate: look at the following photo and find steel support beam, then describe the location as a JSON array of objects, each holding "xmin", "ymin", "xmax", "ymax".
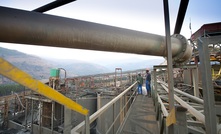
[
  {"xmin": 33, "ymin": 0, "xmax": 76, "ymax": 13},
  {"xmin": 197, "ymin": 38, "xmax": 217, "ymax": 134},
  {"xmin": 163, "ymin": 0, "xmax": 175, "ymax": 133},
  {"xmin": 0, "ymin": 6, "xmax": 192, "ymax": 64},
  {"xmin": 64, "ymin": 106, "xmax": 72, "ymax": 134},
  {"xmin": 174, "ymin": 0, "xmax": 189, "ymax": 34},
  {"xmin": 192, "ymin": 68, "xmax": 199, "ymax": 97},
  {"xmin": 0, "ymin": 57, "xmax": 89, "ymax": 115},
  {"xmin": 174, "ymin": 88, "xmax": 203, "ymax": 104},
  {"xmin": 188, "ymin": 127, "xmax": 205, "ymax": 134},
  {"xmin": 153, "ymin": 69, "xmax": 158, "ymax": 107},
  {"xmin": 174, "ymin": 106, "xmax": 187, "ymax": 134},
  {"xmin": 154, "ymin": 64, "xmax": 198, "ymax": 69},
  {"xmin": 157, "ymin": 94, "xmax": 168, "ymax": 117},
  {"xmin": 163, "ymin": 0, "xmax": 175, "ymax": 110},
  {"xmin": 25, "ymin": 99, "xmax": 28, "ymax": 129}
]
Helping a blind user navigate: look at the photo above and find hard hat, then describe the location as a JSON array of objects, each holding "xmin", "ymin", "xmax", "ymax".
[{"xmin": 146, "ymin": 68, "xmax": 149, "ymax": 71}]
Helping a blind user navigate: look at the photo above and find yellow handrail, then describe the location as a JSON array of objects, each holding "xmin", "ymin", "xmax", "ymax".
[{"xmin": 0, "ymin": 57, "xmax": 89, "ymax": 115}]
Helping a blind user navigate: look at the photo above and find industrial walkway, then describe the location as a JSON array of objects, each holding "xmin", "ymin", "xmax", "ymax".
[{"xmin": 119, "ymin": 95, "xmax": 159, "ymax": 134}]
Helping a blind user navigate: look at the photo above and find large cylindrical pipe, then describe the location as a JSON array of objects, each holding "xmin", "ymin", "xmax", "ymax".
[{"xmin": 0, "ymin": 6, "xmax": 192, "ymax": 64}]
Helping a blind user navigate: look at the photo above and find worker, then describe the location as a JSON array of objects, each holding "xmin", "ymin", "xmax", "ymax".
[
  {"xmin": 146, "ymin": 68, "xmax": 151, "ymax": 97},
  {"xmin": 136, "ymin": 73, "xmax": 143, "ymax": 95}
]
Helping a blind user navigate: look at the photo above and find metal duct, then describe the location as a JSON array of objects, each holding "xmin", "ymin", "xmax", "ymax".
[{"xmin": 0, "ymin": 6, "xmax": 192, "ymax": 64}]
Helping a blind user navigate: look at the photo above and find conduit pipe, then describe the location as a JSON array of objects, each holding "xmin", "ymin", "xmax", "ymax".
[
  {"xmin": 0, "ymin": 6, "xmax": 192, "ymax": 64},
  {"xmin": 174, "ymin": 88, "xmax": 203, "ymax": 104},
  {"xmin": 159, "ymin": 81, "xmax": 203, "ymax": 104}
]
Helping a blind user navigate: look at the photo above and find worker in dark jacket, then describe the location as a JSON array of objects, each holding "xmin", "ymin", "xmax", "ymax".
[
  {"xmin": 137, "ymin": 73, "xmax": 143, "ymax": 94},
  {"xmin": 146, "ymin": 68, "xmax": 151, "ymax": 97}
]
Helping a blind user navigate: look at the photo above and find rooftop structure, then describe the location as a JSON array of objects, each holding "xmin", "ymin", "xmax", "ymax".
[{"xmin": 191, "ymin": 22, "xmax": 221, "ymax": 41}]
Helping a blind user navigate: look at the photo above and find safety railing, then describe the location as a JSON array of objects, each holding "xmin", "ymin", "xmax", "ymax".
[
  {"xmin": 152, "ymin": 80, "xmax": 168, "ymax": 134},
  {"xmin": 159, "ymin": 81, "xmax": 205, "ymax": 123},
  {"xmin": 152, "ymin": 78, "xmax": 207, "ymax": 134},
  {"xmin": 153, "ymin": 81, "xmax": 189, "ymax": 134},
  {"xmin": 71, "ymin": 81, "xmax": 137, "ymax": 134}
]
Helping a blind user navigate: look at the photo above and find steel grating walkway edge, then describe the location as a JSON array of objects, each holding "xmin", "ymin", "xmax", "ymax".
[{"xmin": 118, "ymin": 95, "xmax": 159, "ymax": 134}]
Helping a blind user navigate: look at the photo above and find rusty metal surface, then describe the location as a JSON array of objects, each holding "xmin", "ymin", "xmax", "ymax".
[
  {"xmin": 0, "ymin": 91, "xmax": 31, "ymax": 101},
  {"xmin": 119, "ymin": 95, "xmax": 159, "ymax": 134}
]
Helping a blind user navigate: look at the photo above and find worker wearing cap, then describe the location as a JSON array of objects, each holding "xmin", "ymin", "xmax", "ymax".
[
  {"xmin": 136, "ymin": 73, "xmax": 143, "ymax": 95},
  {"xmin": 146, "ymin": 69, "xmax": 151, "ymax": 97}
]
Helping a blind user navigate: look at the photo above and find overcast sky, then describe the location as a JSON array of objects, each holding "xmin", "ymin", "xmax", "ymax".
[{"xmin": 0, "ymin": 0, "xmax": 220, "ymax": 63}]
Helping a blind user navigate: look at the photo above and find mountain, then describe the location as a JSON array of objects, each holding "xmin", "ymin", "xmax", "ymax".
[
  {"xmin": 48, "ymin": 59, "xmax": 111, "ymax": 77},
  {"xmin": 0, "ymin": 47, "xmax": 164, "ymax": 84},
  {"xmin": 0, "ymin": 47, "xmax": 53, "ymax": 80},
  {"xmin": 105, "ymin": 57, "xmax": 165, "ymax": 71},
  {"xmin": 0, "ymin": 47, "xmax": 110, "ymax": 83}
]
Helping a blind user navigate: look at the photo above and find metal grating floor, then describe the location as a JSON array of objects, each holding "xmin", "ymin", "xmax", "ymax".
[{"xmin": 119, "ymin": 95, "xmax": 159, "ymax": 134}]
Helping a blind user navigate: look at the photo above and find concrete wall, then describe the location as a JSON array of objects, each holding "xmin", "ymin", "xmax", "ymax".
[
  {"xmin": 33, "ymin": 124, "xmax": 61, "ymax": 134},
  {"xmin": 96, "ymin": 95, "xmax": 123, "ymax": 134}
]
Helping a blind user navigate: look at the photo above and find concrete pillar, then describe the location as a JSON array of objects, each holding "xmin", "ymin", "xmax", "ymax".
[
  {"xmin": 174, "ymin": 106, "xmax": 187, "ymax": 134},
  {"xmin": 63, "ymin": 107, "xmax": 72, "ymax": 134}
]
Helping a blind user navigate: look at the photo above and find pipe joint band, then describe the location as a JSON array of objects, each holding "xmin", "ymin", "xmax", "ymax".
[{"xmin": 172, "ymin": 34, "xmax": 192, "ymax": 64}]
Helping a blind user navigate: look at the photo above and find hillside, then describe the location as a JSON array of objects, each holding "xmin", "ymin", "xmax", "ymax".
[
  {"xmin": 49, "ymin": 59, "xmax": 111, "ymax": 77},
  {"xmin": 0, "ymin": 47, "xmax": 165, "ymax": 84},
  {"xmin": 105, "ymin": 57, "xmax": 165, "ymax": 71},
  {"xmin": 0, "ymin": 47, "xmax": 110, "ymax": 83},
  {"xmin": 0, "ymin": 47, "xmax": 53, "ymax": 80}
]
